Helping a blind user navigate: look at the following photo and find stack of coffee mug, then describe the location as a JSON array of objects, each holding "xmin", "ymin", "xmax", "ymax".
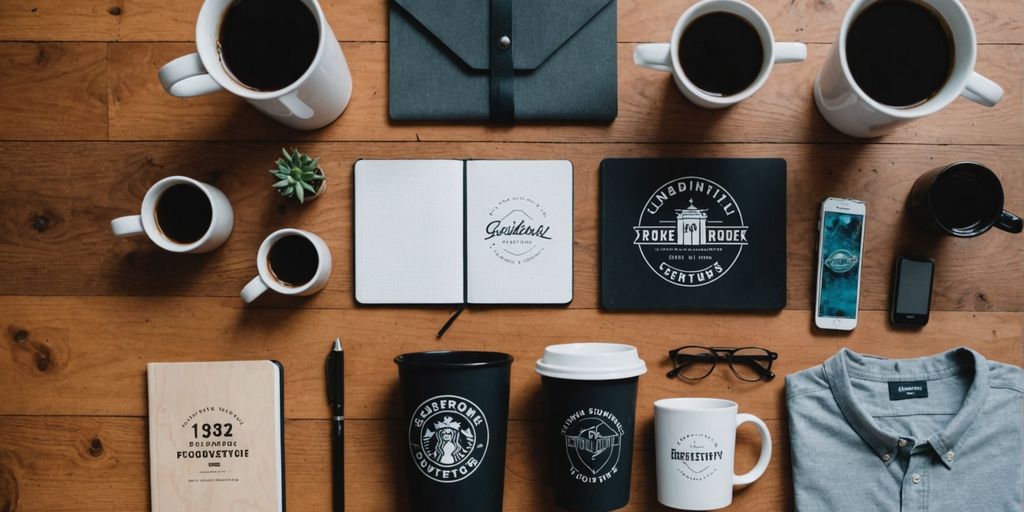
[{"xmin": 393, "ymin": 344, "xmax": 770, "ymax": 512}]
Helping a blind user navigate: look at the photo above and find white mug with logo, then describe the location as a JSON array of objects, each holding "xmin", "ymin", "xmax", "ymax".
[
  {"xmin": 158, "ymin": 0, "xmax": 352, "ymax": 130},
  {"xmin": 633, "ymin": 0, "xmax": 806, "ymax": 108},
  {"xmin": 110, "ymin": 175, "xmax": 233, "ymax": 254},
  {"xmin": 814, "ymin": 0, "xmax": 1003, "ymax": 137},
  {"xmin": 654, "ymin": 398, "xmax": 772, "ymax": 511},
  {"xmin": 241, "ymin": 228, "xmax": 332, "ymax": 303}
]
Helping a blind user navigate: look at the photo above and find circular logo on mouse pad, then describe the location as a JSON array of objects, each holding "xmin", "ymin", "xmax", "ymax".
[
  {"xmin": 408, "ymin": 395, "xmax": 489, "ymax": 483},
  {"xmin": 633, "ymin": 177, "xmax": 748, "ymax": 287}
]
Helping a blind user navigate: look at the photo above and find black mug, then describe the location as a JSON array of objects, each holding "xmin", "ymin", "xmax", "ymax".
[
  {"xmin": 908, "ymin": 162, "xmax": 1022, "ymax": 237},
  {"xmin": 536, "ymin": 343, "xmax": 648, "ymax": 512},
  {"xmin": 395, "ymin": 351, "xmax": 513, "ymax": 512}
]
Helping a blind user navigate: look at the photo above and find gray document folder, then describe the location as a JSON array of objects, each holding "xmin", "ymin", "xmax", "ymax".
[{"xmin": 389, "ymin": 0, "xmax": 618, "ymax": 122}]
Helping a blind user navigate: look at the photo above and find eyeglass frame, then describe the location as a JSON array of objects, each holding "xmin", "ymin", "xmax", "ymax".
[{"xmin": 667, "ymin": 345, "xmax": 778, "ymax": 382}]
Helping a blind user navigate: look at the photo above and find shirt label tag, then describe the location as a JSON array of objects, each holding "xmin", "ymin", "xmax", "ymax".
[{"xmin": 888, "ymin": 381, "xmax": 929, "ymax": 401}]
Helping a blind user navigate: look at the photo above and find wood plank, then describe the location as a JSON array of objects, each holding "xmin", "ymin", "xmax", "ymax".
[
  {"xmin": 1, "ymin": 142, "xmax": 1021, "ymax": 312},
  {"xmin": 0, "ymin": 415, "xmax": 790, "ymax": 511},
  {"xmin": 107, "ymin": 42, "xmax": 1024, "ymax": 145},
  {"xmin": 1, "ymin": 296, "xmax": 1020, "ymax": 419},
  {"xmin": 0, "ymin": 43, "xmax": 107, "ymax": 140},
  {"xmin": 2, "ymin": 0, "xmax": 1020, "ymax": 44}
]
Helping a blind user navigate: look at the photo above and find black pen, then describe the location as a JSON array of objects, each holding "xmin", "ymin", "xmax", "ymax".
[{"xmin": 326, "ymin": 338, "xmax": 344, "ymax": 512}]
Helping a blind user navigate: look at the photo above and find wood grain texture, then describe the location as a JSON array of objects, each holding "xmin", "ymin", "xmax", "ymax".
[
  {"xmin": 0, "ymin": 415, "xmax": 788, "ymax": 511},
  {"xmin": 0, "ymin": 43, "xmax": 107, "ymax": 140},
  {"xmin": 107, "ymin": 43, "xmax": 1024, "ymax": 144},
  {"xmin": 1, "ymin": 0, "xmax": 1022, "ymax": 510},
  {"xmin": 1, "ymin": 142, "xmax": 1021, "ymax": 311},
  {"xmin": 1, "ymin": 0, "xmax": 1021, "ymax": 44},
  {"xmin": 2, "ymin": 296, "xmax": 1021, "ymax": 420}
]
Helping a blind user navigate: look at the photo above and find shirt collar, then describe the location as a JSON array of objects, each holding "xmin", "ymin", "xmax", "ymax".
[{"xmin": 823, "ymin": 347, "xmax": 989, "ymax": 469}]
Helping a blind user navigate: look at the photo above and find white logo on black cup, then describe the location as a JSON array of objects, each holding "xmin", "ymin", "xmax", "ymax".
[
  {"xmin": 633, "ymin": 177, "xmax": 748, "ymax": 287},
  {"xmin": 409, "ymin": 394, "xmax": 489, "ymax": 483},
  {"xmin": 671, "ymin": 433, "xmax": 724, "ymax": 481},
  {"xmin": 484, "ymin": 196, "xmax": 553, "ymax": 264},
  {"xmin": 562, "ymin": 408, "xmax": 625, "ymax": 484}
]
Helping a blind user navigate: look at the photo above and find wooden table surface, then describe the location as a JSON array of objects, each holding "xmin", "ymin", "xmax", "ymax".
[{"xmin": 1, "ymin": 0, "xmax": 1022, "ymax": 510}]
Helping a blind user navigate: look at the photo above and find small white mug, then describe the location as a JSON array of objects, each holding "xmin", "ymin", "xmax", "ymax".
[
  {"xmin": 654, "ymin": 398, "xmax": 772, "ymax": 511},
  {"xmin": 241, "ymin": 228, "xmax": 332, "ymax": 303},
  {"xmin": 158, "ymin": 0, "xmax": 352, "ymax": 130},
  {"xmin": 814, "ymin": 0, "xmax": 1003, "ymax": 137},
  {"xmin": 110, "ymin": 176, "xmax": 233, "ymax": 254},
  {"xmin": 634, "ymin": 0, "xmax": 806, "ymax": 108}
]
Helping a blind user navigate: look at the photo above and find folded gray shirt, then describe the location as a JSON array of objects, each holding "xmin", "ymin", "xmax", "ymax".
[{"xmin": 786, "ymin": 347, "xmax": 1023, "ymax": 511}]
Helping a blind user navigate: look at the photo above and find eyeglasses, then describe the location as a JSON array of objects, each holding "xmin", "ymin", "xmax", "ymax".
[{"xmin": 667, "ymin": 346, "xmax": 778, "ymax": 382}]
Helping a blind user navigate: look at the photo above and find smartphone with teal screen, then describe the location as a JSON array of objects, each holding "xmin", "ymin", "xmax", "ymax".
[{"xmin": 815, "ymin": 197, "xmax": 866, "ymax": 331}]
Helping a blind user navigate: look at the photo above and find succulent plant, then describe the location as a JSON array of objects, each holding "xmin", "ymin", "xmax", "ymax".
[{"xmin": 270, "ymin": 148, "xmax": 325, "ymax": 204}]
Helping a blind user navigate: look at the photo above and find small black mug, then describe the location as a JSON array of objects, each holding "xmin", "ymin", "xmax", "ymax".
[{"xmin": 908, "ymin": 162, "xmax": 1022, "ymax": 238}]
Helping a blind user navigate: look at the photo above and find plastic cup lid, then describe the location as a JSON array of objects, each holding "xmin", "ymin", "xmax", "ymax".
[{"xmin": 535, "ymin": 342, "xmax": 647, "ymax": 381}]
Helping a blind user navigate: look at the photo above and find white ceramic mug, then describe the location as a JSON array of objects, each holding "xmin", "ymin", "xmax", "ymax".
[
  {"xmin": 241, "ymin": 228, "xmax": 332, "ymax": 303},
  {"xmin": 814, "ymin": 0, "xmax": 1003, "ymax": 137},
  {"xmin": 158, "ymin": 0, "xmax": 352, "ymax": 130},
  {"xmin": 633, "ymin": 0, "xmax": 806, "ymax": 108},
  {"xmin": 654, "ymin": 398, "xmax": 771, "ymax": 511},
  {"xmin": 110, "ymin": 176, "xmax": 233, "ymax": 254}
]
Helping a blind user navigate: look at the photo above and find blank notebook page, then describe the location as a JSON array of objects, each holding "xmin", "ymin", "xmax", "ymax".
[{"xmin": 354, "ymin": 160, "xmax": 465, "ymax": 304}]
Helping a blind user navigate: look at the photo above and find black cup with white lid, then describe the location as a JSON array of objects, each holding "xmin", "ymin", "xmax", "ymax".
[{"xmin": 536, "ymin": 343, "xmax": 647, "ymax": 512}]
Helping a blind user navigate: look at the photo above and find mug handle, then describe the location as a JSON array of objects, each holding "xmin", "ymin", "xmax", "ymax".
[
  {"xmin": 633, "ymin": 43, "xmax": 674, "ymax": 73},
  {"xmin": 773, "ymin": 42, "xmax": 807, "ymax": 64},
  {"xmin": 961, "ymin": 71, "xmax": 1004, "ymax": 107},
  {"xmin": 241, "ymin": 276, "xmax": 269, "ymax": 304},
  {"xmin": 733, "ymin": 413, "xmax": 772, "ymax": 487},
  {"xmin": 279, "ymin": 92, "xmax": 316, "ymax": 120},
  {"xmin": 111, "ymin": 215, "xmax": 145, "ymax": 237},
  {"xmin": 996, "ymin": 210, "xmax": 1023, "ymax": 234},
  {"xmin": 158, "ymin": 53, "xmax": 223, "ymax": 98}
]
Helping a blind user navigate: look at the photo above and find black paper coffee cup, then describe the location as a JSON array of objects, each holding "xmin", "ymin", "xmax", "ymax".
[
  {"xmin": 536, "ymin": 343, "xmax": 648, "ymax": 512},
  {"xmin": 395, "ymin": 351, "xmax": 513, "ymax": 512}
]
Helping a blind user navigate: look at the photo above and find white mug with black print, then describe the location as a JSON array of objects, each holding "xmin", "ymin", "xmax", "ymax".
[{"xmin": 654, "ymin": 398, "xmax": 772, "ymax": 510}]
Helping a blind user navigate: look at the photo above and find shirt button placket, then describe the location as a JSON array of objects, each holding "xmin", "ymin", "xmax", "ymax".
[{"xmin": 903, "ymin": 454, "xmax": 927, "ymax": 512}]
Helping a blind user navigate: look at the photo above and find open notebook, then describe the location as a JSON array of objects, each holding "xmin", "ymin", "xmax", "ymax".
[{"xmin": 355, "ymin": 159, "xmax": 573, "ymax": 307}]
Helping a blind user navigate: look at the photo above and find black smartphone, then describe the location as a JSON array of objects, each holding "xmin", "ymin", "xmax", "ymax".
[{"xmin": 890, "ymin": 257, "xmax": 935, "ymax": 327}]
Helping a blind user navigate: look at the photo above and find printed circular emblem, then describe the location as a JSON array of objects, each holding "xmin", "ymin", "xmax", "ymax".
[
  {"xmin": 408, "ymin": 394, "xmax": 489, "ymax": 483},
  {"xmin": 561, "ymin": 408, "xmax": 625, "ymax": 484},
  {"xmin": 633, "ymin": 177, "xmax": 748, "ymax": 287},
  {"xmin": 484, "ymin": 196, "xmax": 553, "ymax": 264},
  {"xmin": 824, "ymin": 249, "xmax": 859, "ymax": 273},
  {"xmin": 671, "ymin": 433, "xmax": 723, "ymax": 481}
]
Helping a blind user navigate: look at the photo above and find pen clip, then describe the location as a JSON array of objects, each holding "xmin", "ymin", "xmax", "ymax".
[{"xmin": 326, "ymin": 354, "xmax": 340, "ymax": 405}]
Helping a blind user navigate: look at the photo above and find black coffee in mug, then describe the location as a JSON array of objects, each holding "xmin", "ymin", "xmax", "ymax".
[
  {"xmin": 155, "ymin": 183, "xmax": 213, "ymax": 243},
  {"xmin": 268, "ymin": 234, "xmax": 319, "ymax": 286},
  {"xmin": 218, "ymin": 0, "xmax": 319, "ymax": 91},
  {"xmin": 846, "ymin": 0, "xmax": 953, "ymax": 107},
  {"xmin": 908, "ymin": 162, "xmax": 1023, "ymax": 237},
  {"xmin": 678, "ymin": 12, "xmax": 764, "ymax": 97}
]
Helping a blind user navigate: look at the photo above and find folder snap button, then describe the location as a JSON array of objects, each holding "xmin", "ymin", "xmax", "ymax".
[{"xmin": 499, "ymin": 35, "xmax": 511, "ymax": 50}]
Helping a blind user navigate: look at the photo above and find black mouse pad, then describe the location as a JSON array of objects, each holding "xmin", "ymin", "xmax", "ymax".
[{"xmin": 601, "ymin": 158, "xmax": 786, "ymax": 310}]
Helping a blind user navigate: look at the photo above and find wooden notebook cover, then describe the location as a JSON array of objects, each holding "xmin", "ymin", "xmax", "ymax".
[{"xmin": 147, "ymin": 360, "xmax": 284, "ymax": 512}]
